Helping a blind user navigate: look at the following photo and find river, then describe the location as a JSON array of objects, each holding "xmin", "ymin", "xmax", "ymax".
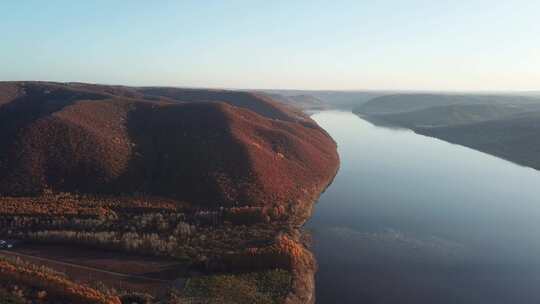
[{"xmin": 308, "ymin": 111, "xmax": 540, "ymax": 304}]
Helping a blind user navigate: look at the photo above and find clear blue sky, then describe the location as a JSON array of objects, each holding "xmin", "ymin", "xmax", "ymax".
[{"xmin": 1, "ymin": 1, "xmax": 539, "ymax": 91}]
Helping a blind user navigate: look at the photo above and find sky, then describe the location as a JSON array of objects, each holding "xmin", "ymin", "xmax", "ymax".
[{"xmin": 1, "ymin": 1, "xmax": 539, "ymax": 91}]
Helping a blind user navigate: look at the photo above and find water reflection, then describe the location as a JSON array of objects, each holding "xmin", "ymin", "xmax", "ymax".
[{"xmin": 308, "ymin": 111, "xmax": 540, "ymax": 304}]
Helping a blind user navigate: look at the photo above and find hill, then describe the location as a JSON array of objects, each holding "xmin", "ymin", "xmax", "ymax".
[
  {"xmin": 0, "ymin": 82, "xmax": 338, "ymax": 210},
  {"xmin": 261, "ymin": 93, "xmax": 327, "ymax": 110},
  {"xmin": 353, "ymin": 93, "xmax": 540, "ymax": 170},
  {"xmin": 356, "ymin": 93, "xmax": 540, "ymax": 115},
  {"xmin": 0, "ymin": 81, "xmax": 339, "ymax": 304},
  {"xmin": 260, "ymin": 90, "xmax": 386, "ymax": 110},
  {"xmin": 357, "ymin": 103, "xmax": 540, "ymax": 128},
  {"xmin": 416, "ymin": 111, "xmax": 540, "ymax": 169}
]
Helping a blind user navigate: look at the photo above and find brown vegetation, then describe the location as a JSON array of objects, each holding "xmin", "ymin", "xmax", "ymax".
[
  {"xmin": 0, "ymin": 256, "xmax": 121, "ymax": 304},
  {"xmin": 0, "ymin": 82, "xmax": 338, "ymax": 216},
  {"xmin": 0, "ymin": 81, "xmax": 339, "ymax": 303}
]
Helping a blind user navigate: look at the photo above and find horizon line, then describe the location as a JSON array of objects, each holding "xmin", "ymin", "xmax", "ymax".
[{"xmin": 2, "ymin": 79, "xmax": 539, "ymax": 95}]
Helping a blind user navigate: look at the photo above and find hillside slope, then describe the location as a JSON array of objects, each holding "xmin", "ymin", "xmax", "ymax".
[
  {"xmin": 357, "ymin": 103, "xmax": 540, "ymax": 128},
  {"xmin": 260, "ymin": 93, "xmax": 328, "ymax": 110},
  {"xmin": 0, "ymin": 82, "xmax": 339, "ymax": 211},
  {"xmin": 356, "ymin": 93, "xmax": 540, "ymax": 115},
  {"xmin": 0, "ymin": 81, "xmax": 340, "ymax": 303},
  {"xmin": 353, "ymin": 93, "xmax": 540, "ymax": 170},
  {"xmin": 416, "ymin": 111, "xmax": 540, "ymax": 169},
  {"xmin": 261, "ymin": 90, "xmax": 385, "ymax": 110}
]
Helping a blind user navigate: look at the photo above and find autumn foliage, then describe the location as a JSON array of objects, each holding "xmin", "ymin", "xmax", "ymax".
[
  {"xmin": 0, "ymin": 82, "xmax": 338, "ymax": 218},
  {"xmin": 0, "ymin": 258, "xmax": 120, "ymax": 304},
  {"xmin": 219, "ymin": 234, "xmax": 314, "ymax": 272},
  {"xmin": 0, "ymin": 81, "xmax": 338, "ymax": 304}
]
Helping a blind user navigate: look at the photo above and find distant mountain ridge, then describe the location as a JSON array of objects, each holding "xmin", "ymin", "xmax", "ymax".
[
  {"xmin": 415, "ymin": 111, "xmax": 540, "ymax": 169},
  {"xmin": 259, "ymin": 90, "xmax": 386, "ymax": 110},
  {"xmin": 261, "ymin": 93, "xmax": 328, "ymax": 110},
  {"xmin": 356, "ymin": 93, "xmax": 540, "ymax": 115},
  {"xmin": 359, "ymin": 103, "xmax": 540, "ymax": 128},
  {"xmin": 353, "ymin": 93, "xmax": 540, "ymax": 170}
]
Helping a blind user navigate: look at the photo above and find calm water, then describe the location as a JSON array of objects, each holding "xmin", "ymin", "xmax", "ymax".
[{"xmin": 307, "ymin": 111, "xmax": 540, "ymax": 304}]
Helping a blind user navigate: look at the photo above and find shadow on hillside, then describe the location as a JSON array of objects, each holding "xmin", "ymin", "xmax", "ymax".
[{"xmin": 113, "ymin": 101, "xmax": 255, "ymax": 207}]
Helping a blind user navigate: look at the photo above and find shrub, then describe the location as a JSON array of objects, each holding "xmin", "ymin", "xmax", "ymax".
[
  {"xmin": 0, "ymin": 258, "xmax": 121, "ymax": 304},
  {"xmin": 183, "ymin": 270, "xmax": 291, "ymax": 304}
]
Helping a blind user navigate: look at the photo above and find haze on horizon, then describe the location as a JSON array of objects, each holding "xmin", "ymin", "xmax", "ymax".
[{"xmin": 1, "ymin": 0, "xmax": 539, "ymax": 91}]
